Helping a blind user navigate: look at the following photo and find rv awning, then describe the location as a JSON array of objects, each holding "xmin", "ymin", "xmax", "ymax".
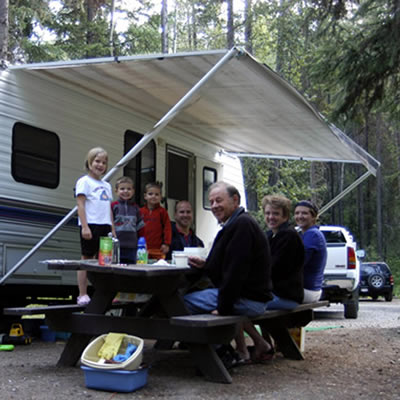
[{"xmin": 11, "ymin": 48, "xmax": 379, "ymax": 174}]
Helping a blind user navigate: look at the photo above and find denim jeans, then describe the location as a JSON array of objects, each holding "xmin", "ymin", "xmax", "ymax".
[
  {"xmin": 184, "ymin": 288, "xmax": 268, "ymax": 317},
  {"xmin": 265, "ymin": 293, "xmax": 299, "ymax": 310}
]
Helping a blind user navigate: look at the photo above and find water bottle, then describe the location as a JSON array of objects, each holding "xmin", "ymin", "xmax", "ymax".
[
  {"xmin": 136, "ymin": 237, "xmax": 148, "ymax": 264},
  {"xmin": 108, "ymin": 232, "xmax": 120, "ymax": 264}
]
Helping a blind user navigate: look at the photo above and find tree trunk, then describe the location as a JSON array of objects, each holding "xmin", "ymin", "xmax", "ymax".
[
  {"xmin": 275, "ymin": 0, "xmax": 286, "ymax": 74},
  {"xmin": 186, "ymin": 5, "xmax": 191, "ymax": 49},
  {"xmin": 338, "ymin": 163, "xmax": 345, "ymax": 225},
  {"xmin": 172, "ymin": 3, "xmax": 177, "ymax": 53},
  {"xmin": 244, "ymin": 0, "xmax": 252, "ymax": 53},
  {"xmin": 227, "ymin": 0, "xmax": 234, "ymax": 49},
  {"xmin": 191, "ymin": 2, "xmax": 197, "ymax": 50},
  {"xmin": 364, "ymin": 110, "xmax": 372, "ymax": 246},
  {"xmin": 86, "ymin": 0, "xmax": 95, "ymax": 46},
  {"xmin": 395, "ymin": 129, "xmax": 400, "ymax": 197},
  {"xmin": 161, "ymin": 0, "xmax": 168, "ymax": 53},
  {"xmin": 0, "ymin": 0, "xmax": 8, "ymax": 66},
  {"xmin": 268, "ymin": 160, "xmax": 280, "ymax": 186},
  {"xmin": 328, "ymin": 163, "xmax": 336, "ymax": 223},
  {"xmin": 310, "ymin": 162, "xmax": 317, "ymax": 202},
  {"xmin": 357, "ymin": 164, "xmax": 365, "ymax": 249},
  {"xmin": 109, "ymin": 0, "xmax": 116, "ymax": 56},
  {"xmin": 375, "ymin": 114, "xmax": 383, "ymax": 258}
]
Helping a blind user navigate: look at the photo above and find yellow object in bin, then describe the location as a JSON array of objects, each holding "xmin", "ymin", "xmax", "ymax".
[
  {"xmin": 97, "ymin": 333, "xmax": 126, "ymax": 360},
  {"xmin": 81, "ymin": 334, "xmax": 144, "ymax": 370}
]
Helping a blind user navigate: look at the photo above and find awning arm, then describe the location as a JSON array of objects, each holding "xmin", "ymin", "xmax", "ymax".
[
  {"xmin": 223, "ymin": 150, "xmax": 363, "ymax": 164},
  {"xmin": 0, "ymin": 47, "xmax": 240, "ymax": 285},
  {"xmin": 318, "ymin": 170, "xmax": 373, "ymax": 216}
]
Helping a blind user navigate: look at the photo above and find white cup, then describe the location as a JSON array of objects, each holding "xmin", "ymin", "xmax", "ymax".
[
  {"xmin": 174, "ymin": 254, "xmax": 189, "ymax": 267},
  {"xmin": 183, "ymin": 247, "xmax": 206, "ymax": 258}
]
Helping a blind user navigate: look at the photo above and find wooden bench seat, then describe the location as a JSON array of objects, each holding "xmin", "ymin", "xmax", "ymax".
[
  {"xmin": 170, "ymin": 300, "xmax": 329, "ymax": 361},
  {"xmin": 171, "ymin": 301, "xmax": 328, "ymax": 327},
  {"xmin": 252, "ymin": 300, "xmax": 329, "ymax": 321},
  {"xmin": 3, "ymin": 302, "xmax": 131, "ymax": 316},
  {"xmin": 171, "ymin": 314, "xmax": 245, "ymax": 327}
]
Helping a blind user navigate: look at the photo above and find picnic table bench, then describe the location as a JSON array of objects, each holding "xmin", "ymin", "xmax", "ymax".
[
  {"xmin": 3, "ymin": 302, "xmax": 131, "ymax": 316},
  {"xmin": 171, "ymin": 301, "xmax": 328, "ymax": 361}
]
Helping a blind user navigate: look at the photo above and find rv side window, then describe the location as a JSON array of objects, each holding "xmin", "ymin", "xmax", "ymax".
[
  {"xmin": 11, "ymin": 122, "xmax": 60, "ymax": 189},
  {"xmin": 124, "ymin": 130, "xmax": 156, "ymax": 206},
  {"xmin": 203, "ymin": 167, "xmax": 217, "ymax": 209}
]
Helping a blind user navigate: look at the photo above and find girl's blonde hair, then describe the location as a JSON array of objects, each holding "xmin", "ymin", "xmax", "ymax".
[{"xmin": 85, "ymin": 147, "xmax": 108, "ymax": 172}]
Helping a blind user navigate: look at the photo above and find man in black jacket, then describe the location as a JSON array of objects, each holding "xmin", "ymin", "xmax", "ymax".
[
  {"xmin": 166, "ymin": 200, "xmax": 204, "ymax": 260},
  {"xmin": 184, "ymin": 181, "xmax": 273, "ymax": 363}
]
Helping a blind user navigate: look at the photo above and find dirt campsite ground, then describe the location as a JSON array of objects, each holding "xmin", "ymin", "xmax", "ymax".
[{"xmin": 1, "ymin": 299, "xmax": 399, "ymax": 400}]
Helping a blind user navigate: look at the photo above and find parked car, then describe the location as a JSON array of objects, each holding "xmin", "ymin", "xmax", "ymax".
[{"xmin": 359, "ymin": 262, "xmax": 394, "ymax": 302}]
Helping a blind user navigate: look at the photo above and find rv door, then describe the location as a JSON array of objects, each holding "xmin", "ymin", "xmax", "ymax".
[
  {"xmin": 195, "ymin": 157, "xmax": 220, "ymax": 250},
  {"xmin": 165, "ymin": 146, "xmax": 195, "ymax": 221}
]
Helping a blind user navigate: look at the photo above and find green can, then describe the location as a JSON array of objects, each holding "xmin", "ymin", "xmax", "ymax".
[{"xmin": 99, "ymin": 236, "xmax": 113, "ymax": 265}]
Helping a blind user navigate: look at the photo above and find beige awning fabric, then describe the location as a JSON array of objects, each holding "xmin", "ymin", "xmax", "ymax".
[{"xmin": 11, "ymin": 48, "xmax": 379, "ymax": 173}]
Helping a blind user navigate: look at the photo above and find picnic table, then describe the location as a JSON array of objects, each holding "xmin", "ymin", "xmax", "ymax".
[
  {"xmin": 44, "ymin": 260, "xmax": 241, "ymax": 383},
  {"xmin": 4, "ymin": 260, "xmax": 328, "ymax": 383}
]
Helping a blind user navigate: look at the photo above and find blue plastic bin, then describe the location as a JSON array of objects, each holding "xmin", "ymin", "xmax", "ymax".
[
  {"xmin": 40, "ymin": 325, "xmax": 56, "ymax": 342},
  {"xmin": 81, "ymin": 365, "xmax": 148, "ymax": 393}
]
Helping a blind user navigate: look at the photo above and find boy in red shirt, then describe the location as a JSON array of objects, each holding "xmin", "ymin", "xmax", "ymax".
[{"xmin": 140, "ymin": 182, "xmax": 172, "ymax": 260}]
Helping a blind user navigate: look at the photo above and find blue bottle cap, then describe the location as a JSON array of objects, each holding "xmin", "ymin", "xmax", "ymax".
[{"xmin": 138, "ymin": 237, "xmax": 146, "ymax": 246}]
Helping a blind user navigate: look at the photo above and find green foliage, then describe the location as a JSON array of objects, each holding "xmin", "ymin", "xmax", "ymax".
[
  {"xmin": 114, "ymin": 14, "xmax": 160, "ymax": 55},
  {"xmin": 241, "ymin": 157, "xmax": 327, "ymax": 228},
  {"xmin": 8, "ymin": 0, "xmax": 53, "ymax": 62},
  {"xmin": 171, "ymin": 0, "xmax": 226, "ymax": 51},
  {"xmin": 49, "ymin": 2, "xmax": 111, "ymax": 59},
  {"xmin": 386, "ymin": 256, "xmax": 400, "ymax": 297},
  {"xmin": 310, "ymin": 0, "xmax": 400, "ymax": 116}
]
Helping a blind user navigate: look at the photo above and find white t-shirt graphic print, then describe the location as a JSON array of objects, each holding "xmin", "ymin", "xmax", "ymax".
[{"xmin": 75, "ymin": 175, "xmax": 113, "ymax": 226}]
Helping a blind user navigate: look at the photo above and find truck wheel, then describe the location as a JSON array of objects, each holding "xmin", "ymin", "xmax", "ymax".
[
  {"xmin": 344, "ymin": 289, "xmax": 359, "ymax": 319},
  {"xmin": 344, "ymin": 302, "xmax": 358, "ymax": 319}
]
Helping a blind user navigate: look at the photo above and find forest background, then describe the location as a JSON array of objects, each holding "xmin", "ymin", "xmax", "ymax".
[{"xmin": 0, "ymin": 0, "xmax": 399, "ymax": 294}]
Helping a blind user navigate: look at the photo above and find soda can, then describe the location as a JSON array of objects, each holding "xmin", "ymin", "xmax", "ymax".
[{"xmin": 98, "ymin": 236, "xmax": 113, "ymax": 265}]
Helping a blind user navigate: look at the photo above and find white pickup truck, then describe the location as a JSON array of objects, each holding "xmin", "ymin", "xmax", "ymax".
[{"xmin": 319, "ymin": 225, "xmax": 360, "ymax": 319}]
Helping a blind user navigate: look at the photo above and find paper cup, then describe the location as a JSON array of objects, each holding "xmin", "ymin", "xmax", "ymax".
[
  {"xmin": 183, "ymin": 247, "xmax": 206, "ymax": 258},
  {"xmin": 174, "ymin": 254, "xmax": 189, "ymax": 267}
]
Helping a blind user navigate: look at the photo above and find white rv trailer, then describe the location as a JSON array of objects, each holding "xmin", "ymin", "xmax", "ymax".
[{"xmin": 0, "ymin": 47, "xmax": 379, "ymax": 308}]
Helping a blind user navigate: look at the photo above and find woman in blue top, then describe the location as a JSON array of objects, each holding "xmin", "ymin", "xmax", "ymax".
[{"xmin": 294, "ymin": 200, "xmax": 327, "ymax": 303}]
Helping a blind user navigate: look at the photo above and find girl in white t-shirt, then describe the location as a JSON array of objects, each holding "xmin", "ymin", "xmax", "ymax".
[{"xmin": 75, "ymin": 147, "xmax": 115, "ymax": 305}]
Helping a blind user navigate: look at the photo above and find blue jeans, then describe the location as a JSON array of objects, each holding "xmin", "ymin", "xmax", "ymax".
[
  {"xmin": 184, "ymin": 288, "xmax": 268, "ymax": 317},
  {"xmin": 265, "ymin": 293, "xmax": 299, "ymax": 310}
]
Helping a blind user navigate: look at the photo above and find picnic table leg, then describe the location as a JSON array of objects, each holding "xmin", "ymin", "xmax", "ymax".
[
  {"xmin": 265, "ymin": 324, "xmax": 304, "ymax": 360},
  {"xmin": 56, "ymin": 333, "xmax": 93, "ymax": 367},
  {"xmin": 56, "ymin": 288, "xmax": 115, "ymax": 367},
  {"xmin": 187, "ymin": 343, "xmax": 232, "ymax": 384},
  {"xmin": 155, "ymin": 293, "xmax": 233, "ymax": 382},
  {"xmin": 152, "ymin": 292, "xmax": 188, "ymax": 350}
]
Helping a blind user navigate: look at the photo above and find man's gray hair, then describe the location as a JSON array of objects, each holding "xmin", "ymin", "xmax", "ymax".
[{"xmin": 209, "ymin": 181, "xmax": 241, "ymax": 204}]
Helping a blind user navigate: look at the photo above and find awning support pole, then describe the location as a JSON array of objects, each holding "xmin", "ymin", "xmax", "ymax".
[
  {"xmin": 0, "ymin": 47, "xmax": 239, "ymax": 285},
  {"xmin": 318, "ymin": 170, "xmax": 373, "ymax": 216}
]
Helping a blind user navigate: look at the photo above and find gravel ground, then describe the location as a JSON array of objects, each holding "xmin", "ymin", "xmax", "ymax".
[{"xmin": 1, "ymin": 298, "xmax": 399, "ymax": 400}]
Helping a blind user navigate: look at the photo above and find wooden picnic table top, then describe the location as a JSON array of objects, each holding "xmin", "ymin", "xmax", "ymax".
[{"xmin": 47, "ymin": 259, "xmax": 194, "ymax": 276}]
